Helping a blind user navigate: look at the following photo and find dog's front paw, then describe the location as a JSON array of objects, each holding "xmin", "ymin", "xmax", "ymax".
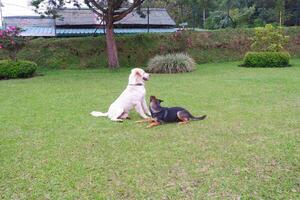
[
  {"xmin": 146, "ymin": 121, "xmax": 160, "ymax": 128},
  {"xmin": 135, "ymin": 120, "xmax": 146, "ymax": 123},
  {"xmin": 135, "ymin": 118, "xmax": 155, "ymax": 123}
]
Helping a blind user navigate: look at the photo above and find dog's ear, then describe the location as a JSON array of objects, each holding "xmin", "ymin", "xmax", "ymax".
[
  {"xmin": 131, "ymin": 68, "xmax": 141, "ymax": 76},
  {"xmin": 135, "ymin": 69, "xmax": 141, "ymax": 77},
  {"xmin": 150, "ymin": 96, "xmax": 156, "ymax": 101}
]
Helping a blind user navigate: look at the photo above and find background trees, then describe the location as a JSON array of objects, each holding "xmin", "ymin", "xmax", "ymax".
[
  {"xmin": 153, "ymin": 0, "xmax": 300, "ymax": 29},
  {"xmin": 32, "ymin": 0, "xmax": 145, "ymax": 69},
  {"xmin": 30, "ymin": 0, "xmax": 300, "ymax": 69},
  {"xmin": 83, "ymin": 0, "xmax": 145, "ymax": 69}
]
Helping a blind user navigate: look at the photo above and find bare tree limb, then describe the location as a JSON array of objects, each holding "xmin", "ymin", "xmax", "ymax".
[
  {"xmin": 85, "ymin": 1, "xmax": 105, "ymax": 19},
  {"xmin": 113, "ymin": 0, "xmax": 145, "ymax": 22},
  {"xmin": 85, "ymin": 0, "xmax": 107, "ymax": 14},
  {"xmin": 112, "ymin": 0, "xmax": 124, "ymax": 10}
]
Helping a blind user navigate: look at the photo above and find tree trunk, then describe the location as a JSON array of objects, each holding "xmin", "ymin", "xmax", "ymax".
[
  {"xmin": 202, "ymin": 8, "xmax": 206, "ymax": 28},
  {"xmin": 227, "ymin": 8, "xmax": 230, "ymax": 19},
  {"xmin": 105, "ymin": 22, "xmax": 119, "ymax": 69}
]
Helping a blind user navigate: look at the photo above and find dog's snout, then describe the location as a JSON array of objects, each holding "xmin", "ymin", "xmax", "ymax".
[{"xmin": 143, "ymin": 73, "xmax": 150, "ymax": 81}]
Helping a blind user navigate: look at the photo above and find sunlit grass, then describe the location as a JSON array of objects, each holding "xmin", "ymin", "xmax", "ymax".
[{"xmin": 1, "ymin": 59, "xmax": 300, "ymax": 199}]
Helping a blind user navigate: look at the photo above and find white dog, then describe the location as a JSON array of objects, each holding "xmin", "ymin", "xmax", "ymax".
[{"xmin": 90, "ymin": 68, "xmax": 151, "ymax": 122}]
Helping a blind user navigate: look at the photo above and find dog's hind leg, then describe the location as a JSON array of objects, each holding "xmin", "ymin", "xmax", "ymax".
[
  {"xmin": 178, "ymin": 119, "xmax": 189, "ymax": 125},
  {"xmin": 177, "ymin": 110, "xmax": 190, "ymax": 125},
  {"xmin": 120, "ymin": 112, "xmax": 130, "ymax": 119},
  {"xmin": 109, "ymin": 108, "xmax": 125, "ymax": 122}
]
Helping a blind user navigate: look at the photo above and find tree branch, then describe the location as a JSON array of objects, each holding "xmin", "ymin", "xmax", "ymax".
[
  {"xmin": 112, "ymin": 0, "xmax": 124, "ymax": 10},
  {"xmin": 84, "ymin": 0, "xmax": 107, "ymax": 14},
  {"xmin": 85, "ymin": 1, "xmax": 105, "ymax": 19},
  {"xmin": 113, "ymin": 0, "xmax": 145, "ymax": 22}
]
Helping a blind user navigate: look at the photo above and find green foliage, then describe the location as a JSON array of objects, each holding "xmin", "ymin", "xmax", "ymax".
[
  {"xmin": 242, "ymin": 51, "xmax": 290, "ymax": 67},
  {"xmin": 146, "ymin": 53, "xmax": 196, "ymax": 73},
  {"xmin": 205, "ymin": 6, "xmax": 255, "ymax": 29},
  {"xmin": 231, "ymin": 6, "xmax": 256, "ymax": 28},
  {"xmin": 251, "ymin": 24, "xmax": 289, "ymax": 52},
  {"xmin": 244, "ymin": 24, "xmax": 291, "ymax": 68},
  {"xmin": 0, "ymin": 26, "xmax": 27, "ymax": 61},
  {"xmin": 204, "ymin": 11, "xmax": 232, "ymax": 29},
  {"xmin": 253, "ymin": 7, "xmax": 277, "ymax": 26},
  {"xmin": 164, "ymin": 31, "xmax": 194, "ymax": 53},
  {"xmin": 0, "ymin": 27, "xmax": 299, "ymax": 69},
  {"xmin": 0, "ymin": 60, "xmax": 37, "ymax": 79},
  {"xmin": 155, "ymin": 0, "xmax": 299, "ymax": 28},
  {"xmin": 31, "ymin": 0, "xmax": 66, "ymax": 18}
]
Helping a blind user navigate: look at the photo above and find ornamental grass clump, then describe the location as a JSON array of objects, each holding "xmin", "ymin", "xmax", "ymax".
[{"xmin": 146, "ymin": 53, "xmax": 196, "ymax": 74}]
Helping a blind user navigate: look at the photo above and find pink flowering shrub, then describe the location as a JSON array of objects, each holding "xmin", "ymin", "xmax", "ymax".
[{"xmin": 0, "ymin": 26, "xmax": 26, "ymax": 61}]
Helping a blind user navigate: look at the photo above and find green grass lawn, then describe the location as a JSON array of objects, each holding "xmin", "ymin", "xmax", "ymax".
[{"xmin": 1, "ymin": 60, "xmax": 300, "ymax": 199}]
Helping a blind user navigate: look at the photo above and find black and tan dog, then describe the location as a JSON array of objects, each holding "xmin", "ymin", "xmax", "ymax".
[{"xmin": 137, "ymin": 96, "xmax": 206, "ymax": 128}]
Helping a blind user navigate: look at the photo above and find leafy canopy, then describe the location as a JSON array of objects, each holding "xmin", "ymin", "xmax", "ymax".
[{"xmin": 251, "ymin": 24, "xmax": 289, "ymax": 52}]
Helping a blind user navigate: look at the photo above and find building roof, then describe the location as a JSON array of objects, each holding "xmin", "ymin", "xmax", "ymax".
[
  {"xmin": 14, "ymin": 27, "xmax": 177, "ymax": 37},
  {"xmin": 55, "ymin": 9, "xmax": 100, "ymax": 26},
  {"xmin": 116, "ymin": 8, "xmax": 176, "ymax": 26},
  {"xmin": 3, "ymin": 16, "xmax": 54, "ymax": 27},
  {"xmin": 56, "ymin": 28, "xmax": 177, "ymax": 36},
  {"xmin": 56, "ymin": 8, "xmax": 176, "ymax": 27},
  {"xmin": 3, "ymin": 16, "xmax": 55, "ymax": 36},
  {"xmin": 2, "ymin": 8, "xmax": 177, "ymax": 36},
  {"xmin": 20, "ymin": 26, "xmax": 56, "ymax": 37}
]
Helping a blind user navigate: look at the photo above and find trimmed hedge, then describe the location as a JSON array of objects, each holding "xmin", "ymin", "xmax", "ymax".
[
  {"xmin": 146, "ymin": 53, "xmax": 196, "ymax": 74},
  {"xmin": 0, "ymin": 60, "xmax": 37, "ymax": 79},
  {"xmin": 242, "ymin": 52, "xmax": 290, "ymax": 67}
]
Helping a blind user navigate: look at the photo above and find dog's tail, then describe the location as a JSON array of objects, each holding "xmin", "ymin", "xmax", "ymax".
[
  {"xmin": 191, "ymin": 115, "xmax": 207, "ymax": 121},
  {"xmin": 90, "ymin": 111, "xmax": 108, "ymax": 117}
]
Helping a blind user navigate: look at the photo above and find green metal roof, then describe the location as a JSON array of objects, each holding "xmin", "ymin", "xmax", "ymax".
[
  {"xmin": 56, "ymin": 28, "xmax": 177, "ymax": 36},
  {"xmin": 21, "ymin": 26, "xmax": 55, "ymax": 37},
  {"xmin": 10, "ymin": 26, "xmax": 177, "ymax": 37}
]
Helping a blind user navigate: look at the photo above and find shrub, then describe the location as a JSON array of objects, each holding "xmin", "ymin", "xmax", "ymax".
[
  {"xmin": 0, "ymin": 26, "xmax": 27, "ymax": 61},
  {"xmin": 251, "ymin": 24, "xmax": 289, "ymax": 52},
  {"xmin": 241, "ymin": 52, "xmax": 290, "ymax": 67},
  {"xmin": 146, "ymin": 53, "xmax": 196, "ymax": 73},
  {"xmin": 0, "ymin": 60, "xmax": 37, "ymax": 79},
  {"xmin": 243, "ymin": 24, "xmax": 291, "ymax": 68}
]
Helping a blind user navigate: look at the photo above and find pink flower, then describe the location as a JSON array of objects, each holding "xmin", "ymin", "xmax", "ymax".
[
  {"xmin": 0, "ymin": 45, "xmax": 3, "ymax": 49},
  {"xmin": 7, "ymin": 26, "xmax": 17, "ymax": 31}
]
